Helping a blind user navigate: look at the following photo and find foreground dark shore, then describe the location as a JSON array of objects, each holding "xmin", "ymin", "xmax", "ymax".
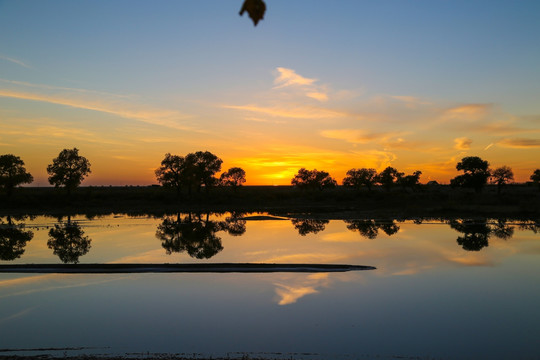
[
  {"xmin": 0, "ymin": 263, "xmax": 376, "ymax": 274},
  {"xmin": 1, "ymin": 184, "xmax": 539, "ymax": 219}
]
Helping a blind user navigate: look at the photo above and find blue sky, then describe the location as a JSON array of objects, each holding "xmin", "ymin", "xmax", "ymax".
[{"xmin": 1, "ymin": 0, "xmax": 539, "ymax": 185}]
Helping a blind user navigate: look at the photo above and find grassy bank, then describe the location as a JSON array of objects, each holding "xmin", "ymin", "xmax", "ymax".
[{"xmin": 1, "ymin": 184, "xmax": 539, "ymax": 219}]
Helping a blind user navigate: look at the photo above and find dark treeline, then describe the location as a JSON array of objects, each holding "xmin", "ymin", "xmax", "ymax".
[{"xmin": 1, "ymin": 150, "xmax": 540, "ymax": 217}]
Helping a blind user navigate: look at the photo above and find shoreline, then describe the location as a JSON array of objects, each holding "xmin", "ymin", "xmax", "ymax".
[
  {"xmin": 1, "ymin": 185, "xmax": 539, "ymax": 219},
  {"xmin": 0, "ymin": 263, "xmax": 376, "ymax": 274}
]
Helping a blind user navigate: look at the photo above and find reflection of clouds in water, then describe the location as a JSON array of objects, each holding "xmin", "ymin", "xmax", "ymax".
[
  {"xmin": 0, "ymin": 306, "xmax": 37, "ymax": 324},
  {"xmin": 0, "ymin": 274, "xmax": 126, "ymax": 299},
  {"xmin": 274, "ymin": 273, "xmax": 330, "ymax": 305},
  {"xmin": 321, "ymin": 231, "xmax": 369, "ymax": 243},
  {"xmin": 109, "ymin": 249, "xmax": 173, "ymax": 263},
  {"xmin": 265, "ymin": 253, "xmax": 348, "ymax": 264},
  {"xmin": 446, "ymin": 255, "xmax": 494, "ymax": 267}
]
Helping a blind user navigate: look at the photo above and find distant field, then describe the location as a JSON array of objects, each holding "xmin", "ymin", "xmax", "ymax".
[{"xmin": 1, "ymin": 184, "xmax": 539, "ymax": 219}]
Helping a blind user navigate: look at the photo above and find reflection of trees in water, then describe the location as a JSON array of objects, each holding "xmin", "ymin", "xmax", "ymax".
[
  {"xmin": 224, "ymin": 212, "xmax": 247, "ymax": 236},
  {"xmin": 449, "ymin": 219, "xmax": 514, "ymax": 251},
  {"xmin": 156, "ymin": 212, "xmax": 247, "ymax": 259},
  {"xmin": 291, "ymin": 219, "xmax": 329, "ymax": 236},
  {"xmin": 518, "ymin": 222, "xmax": 540, "ymax": 234},
  {"xmin": 345, "ymin": 219, "xmax": 400, "ymax": 239},
  {"xmin": 47, "ymin": 216, "xmax": 91, "ymax": 263},
  {"xmin": 0, "ymin": 216, "xmax": 34, "ymax": 261}
]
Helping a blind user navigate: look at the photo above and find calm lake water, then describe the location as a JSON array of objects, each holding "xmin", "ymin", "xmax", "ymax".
[{"xmin": 1, "ymin": 213, "xmax": 539, "ymax": 360}]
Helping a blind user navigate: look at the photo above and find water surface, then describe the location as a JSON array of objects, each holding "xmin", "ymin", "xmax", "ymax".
[{"xmin": 1, "ymin": 213, "xmax": 539, "ymax": 359}]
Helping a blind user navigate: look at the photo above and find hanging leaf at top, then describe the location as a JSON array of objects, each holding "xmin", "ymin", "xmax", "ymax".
[{"xmin": 239, "ymin": 0, "xmax": 266, "ymax": 26}]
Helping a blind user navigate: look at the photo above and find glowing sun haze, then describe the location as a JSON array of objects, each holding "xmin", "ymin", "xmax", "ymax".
[{"xmin": 1, "ymin": 1, "xmax": 539, "ymax": 185}]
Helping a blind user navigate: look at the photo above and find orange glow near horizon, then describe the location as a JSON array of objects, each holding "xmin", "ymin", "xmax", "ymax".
[{"xmin": 23, "ymin": 154, "xmax": 537, "ymax": 187}]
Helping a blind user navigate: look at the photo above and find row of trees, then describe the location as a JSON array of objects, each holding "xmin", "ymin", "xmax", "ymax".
[
  {"xmin": 0, "ymin": 148, "xmax": 91, "ymax": 196},
  {"xmin": 1, "ymin": 150, "xmax": 540, "ymax": 196},
  {"xmin": 291, "ymin": 167, "xmax": 423, "ymax": 192},
  {"xmin": 292, "ymin": 157, "xmax": 540, "ymax": 194},
  {"xmin": 155, "ymin": 151, "xmax": 246, "ymax": 195}
]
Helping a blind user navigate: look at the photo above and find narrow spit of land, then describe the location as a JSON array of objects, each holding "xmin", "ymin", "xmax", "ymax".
[
  {"xmin": 0, "ymin": 263, "xmax": 376, "ymax": 274},
  {"xmin": 1, "ymin": 185, "xmax": 539, "ymax": 219}
]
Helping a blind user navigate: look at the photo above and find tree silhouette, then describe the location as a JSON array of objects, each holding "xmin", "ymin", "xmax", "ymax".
[
  {"xmin": 155, "ymin": 213, "xmax": 224, "ymax": 259},
  {"xmin": 397, "ymin": 171, "xmax": 422, "ymax": 191},
  {"xmin": 375, "ymin": 167, "xmax": 403, "ymax": 191},
  {"xmin": 291, "ymin": 168, "xmax": 337, "ymax": 191},
  {"xmin": 342, "ymin": 168, "xmax": 377, "ymax": 191},
  {"xmin": 220, "ymin": 167, "xmax": 246, "ymax": 191},
  {"xmin": 531, "ymin": 169, "xmax": 540, "ymax": 190},
  {"xmin": 450, "ymin": 156, "xmax": 490, "ymax": 193},
  {"xmin": 490, "ymin": 166, "xmax": 514, "ymax": 194},
  {"xmin": 345, "ymin": 219, "xmax": 400, "ymax": 239},
  {"xmin": 0, "ymin": 216, "xmax": 34, "ymax": 261},
  {"xmin": 155, "ymin": 153, "xmax": 187, "ymax": 196},
  {"xmin": 47, "ymin": 148, "xmax": 91, "ymax": 196},
  {"xmin": 0, "ymin": 154, "xmax": 33, "ymax": 197},
  {"xmin": 47, "ymin": 217, "xmax": 91, "ymax": 263},
  {"xmin": 185, "ymin": 151, "xmax": 223, "ymax": 193},
  {"xmin": 291, "ymin": 218, "xmax": 329, "ymax": 236}
]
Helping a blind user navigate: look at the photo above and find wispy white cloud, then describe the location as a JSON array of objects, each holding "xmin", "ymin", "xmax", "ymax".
[
  {"xmin": 274, "ymin": 67, "xmax": 316, "ymax": 88},
  {"xmin": 224, "ymin": 104, "xmax": 347, "ymax": 119},
  {"xmin": 273, "ymin": 67, "xmax": 329, "ymax": 102},
  {"xmin": 0, "ymin": 80, "xmax": 196, "ymax": 131},
  {"xmin": 0, "ymin": 55, "xmax": 32, "ymax": 69},
  {"xmin": 443, "ymin": 104, "xmax": 492, "ymax": 120},
  {"xmin": 321, "ymin": 129, "xmax": 404, "ymax": 144}
]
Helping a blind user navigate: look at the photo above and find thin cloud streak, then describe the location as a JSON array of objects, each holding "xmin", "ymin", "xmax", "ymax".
[
  {"xmin": 321, "ymin": 129, "xmax": 405, "ymax": 144},
  {"xmin": 0, "ymin": 89, "xmax": 195, "ymax": 131},
  {"xmin": 224, "ymin": 104, "xmax": 347, "ymax": 119},
  {"xmin": 497, "ymin": 138, "xmax": 540, "ymax": 148},
  {"xmin": 0, "ymin": 55, "xmax": 32, "ymax": 69}
]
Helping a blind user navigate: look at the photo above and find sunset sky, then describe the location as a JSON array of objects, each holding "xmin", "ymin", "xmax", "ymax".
[{"xmin": 1, "ymin": 0, "xmax": 539, "ymax": 185}]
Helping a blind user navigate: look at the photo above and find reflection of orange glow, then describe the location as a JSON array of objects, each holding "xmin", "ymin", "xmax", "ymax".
[{"xmin": 275, "ymin": 284, "xmax": 318, "ymax": 305}]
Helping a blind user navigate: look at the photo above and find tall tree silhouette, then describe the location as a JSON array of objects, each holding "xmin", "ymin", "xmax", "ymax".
[
  {"xmin": 47, "ymin": 148, "xmax": 91, "ymax": 196},
  {"xmin": 490, "ymin": 166, "xmax": 514, "ymax": 194},
  {"xmin": 185, "ymin": 151, "xmax": 223, "ymax": 193},
  {"xmin": 450, "ymin": 156, "xmax": 490, "ymax": 193},
  {"xmin": 291, "ymin": 168, "xmax": 337, "ymax": 190},
  {"xmin": 0, "ymin": 154, "xmax": 33, "ymax": 197},
  {"xmin": 396, "ymin": 171, "xmax": 422, "ymax": 191},
  {"xmin": 0, "ymin": 216, "xmax": 34, "ymax": 261},
  {"xmin": 530, "ymin": 169, "xmax": 540, "ymax": 190},
  {"xmin": 155, "ymin": 153, "xmax": 187, "ymax": 196},
  {"xmin": 47, "ymin": 216, "xmax": 91, "ymax": 263},
  {"xmin": 343, "ymin": 168, "xmax": 377, "ymax": 191},
  {"xmin": 220, "ymin": 167, "xmax": 246, "ymax": 191},
  {"xmin": 375, "ymin": 167, "xmax": 403, "ymax": 191}
]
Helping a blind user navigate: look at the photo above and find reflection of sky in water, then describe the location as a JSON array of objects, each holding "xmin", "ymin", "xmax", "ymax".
[{"xmin": 0, "ymin": 215, "xmax": 539, "ymax": 359}]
